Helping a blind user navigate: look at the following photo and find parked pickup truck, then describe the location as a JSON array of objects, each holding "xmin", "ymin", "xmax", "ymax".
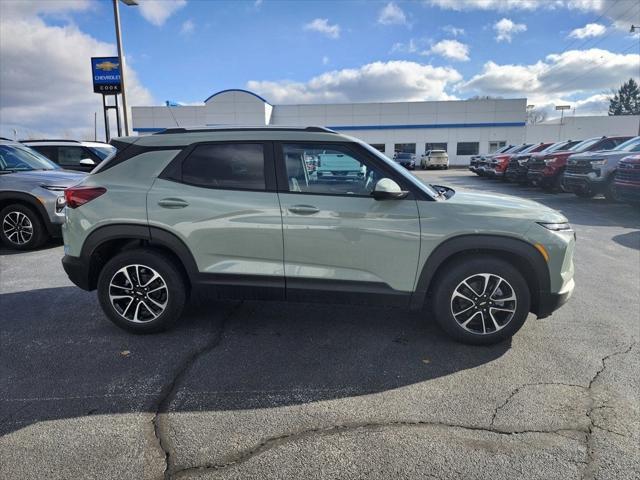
[
  {"xmin": 614, "ymin": 154, "xmax": 640, "ymax": 204},
  {"xmin": 316, "ymin": 153, "xmax": 365, "ymax": 178},
  {"xmin": 527, "ymin": 136, "xmax": 631, "ymax": 192},
  {"xmin": 564, "ymin": 136, "xmax": 640, "ymax": 199}
]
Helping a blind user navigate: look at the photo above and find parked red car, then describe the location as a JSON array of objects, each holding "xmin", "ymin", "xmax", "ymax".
[
  {"xmin": 486, "ymin": 143, "xmax": 550, "ymax": 179},
  {"xmin": 527, "ymin": 136, "xmax": 632, "ymax": 191},
  {"xmin": 614, "ymin": 154, "xmax": 640, "ymax": 204}
]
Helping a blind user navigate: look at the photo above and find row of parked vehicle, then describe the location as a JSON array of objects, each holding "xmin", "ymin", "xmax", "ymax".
[
  {"xmin": 468, "ymin": 135, "xmax": 640, "ymax": 204},
  {"xmin": 393, "ymin": 150, "xmax": 449, "ymax": 170}
]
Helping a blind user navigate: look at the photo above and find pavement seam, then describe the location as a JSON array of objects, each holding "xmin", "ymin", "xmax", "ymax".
[{"xmin": 151, "ymin": 301, "xmax": 244, "ymax": 480}]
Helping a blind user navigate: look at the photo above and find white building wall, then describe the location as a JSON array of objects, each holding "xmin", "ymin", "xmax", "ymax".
[{"xmin": 525, "ymin": 115, "xmax": 639, "ymax": 143}]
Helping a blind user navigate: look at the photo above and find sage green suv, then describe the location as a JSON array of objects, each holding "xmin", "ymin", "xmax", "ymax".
[{"xmin": 61, "ymin": 127, "xmax": 575, "ymax": 345}]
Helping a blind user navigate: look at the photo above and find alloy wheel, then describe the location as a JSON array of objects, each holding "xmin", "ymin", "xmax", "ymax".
[
  {"xmin": 108, "ymin": 264, "xmax": 169, "ymax": 323},
  {"xmin": 2, "ymin": 211, "xmax": 33, "ymax": 245},
  {"xmin": 450, "ymin": 273, "xmax": 517, "ymax": 335}
]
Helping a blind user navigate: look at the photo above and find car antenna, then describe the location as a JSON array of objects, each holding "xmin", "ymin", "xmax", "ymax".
[{"xmin": 165, "ymin": 100, "xmax": 181, "ymax": 127}]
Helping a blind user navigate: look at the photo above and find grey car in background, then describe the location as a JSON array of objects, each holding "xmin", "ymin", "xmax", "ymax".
[
  {"xmin": 564, "ymin": 136, "xmax": 640, "ymax": 199},
  {"xmin": 0, "ymin": 139, "xmax": 85, "ymax": 250}
]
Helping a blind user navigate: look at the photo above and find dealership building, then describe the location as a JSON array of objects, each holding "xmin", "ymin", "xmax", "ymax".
[{"xmin": 131, "ymin": 89, "xmax": 639, "ymax": 165}]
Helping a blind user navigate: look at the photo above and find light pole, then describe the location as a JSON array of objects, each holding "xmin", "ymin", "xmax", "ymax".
[{"xmin": 113, "ymin": 0, "xmax": 138, "ymax": 136}]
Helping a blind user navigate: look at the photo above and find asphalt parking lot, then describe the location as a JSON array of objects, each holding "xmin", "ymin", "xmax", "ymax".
[{"xmin": 1, "ymin": 168, "xmax": 639, "ymax": 480}]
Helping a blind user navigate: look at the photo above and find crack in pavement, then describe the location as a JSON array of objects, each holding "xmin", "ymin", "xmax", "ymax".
[
  {"xmin": 583, "ymin": 341, "xmax": 636, "ymax": 480},
  {"xmin": 171, "ymin": 420, "xmax": 588, "ymax": 479},
  {"xmin": 151, "ymin": 301, "xmax": 244, "ymax": 480},
  {"xmin": 166, "ymin": 340, "xmax": 636, "ymax": 479}
]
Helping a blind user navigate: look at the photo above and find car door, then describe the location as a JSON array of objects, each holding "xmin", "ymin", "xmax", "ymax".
[
  {"xmin": 276, "ymin": 142, "xmax": 421, "ymax": 305},
  {"xmin": 146, "ymin": 141, "xmax": 285, "ymax": 298}
]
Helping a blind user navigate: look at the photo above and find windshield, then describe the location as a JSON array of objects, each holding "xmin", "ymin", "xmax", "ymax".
[
  {"xmin": 546, "ymin": 140, "xmax": 579, "ymax": 153},
  {"xmin": 0, "ymin": 144, "xmax": 59, "ymax": 172},
  {"xmin": 90, "ymin": 145, "xmax": 117, "ymax": 160},
  {"xmin": 613, "ymin": 136, "xmax": 640, "ymax": 152},
  {"xmin": 510, "ymin": 144, "xmax": 532, "ymax": 154},
  {"xmin": 359, "ymin": 141, "xmax": 440, "ymax": 198},
  {"xmin": 570, "ymin": 137, "xmax": 600, "ymax": 152}
]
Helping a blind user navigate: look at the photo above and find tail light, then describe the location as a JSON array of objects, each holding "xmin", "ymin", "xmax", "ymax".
[{"xmin": 64, "ymin": 186, "xmax": 106, "ymax": 209}]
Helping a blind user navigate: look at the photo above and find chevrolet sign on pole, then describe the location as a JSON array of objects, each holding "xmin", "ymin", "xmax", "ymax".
[{"xmin": 91, "ymin": 57, "xmax": 122, "ymax": 94}]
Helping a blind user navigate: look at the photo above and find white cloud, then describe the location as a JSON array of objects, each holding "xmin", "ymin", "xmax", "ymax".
[
  {"xmin": 442, "ymin": 25, "xmax": 465, "ymax": 36},
  {"xmin": 322, "ymin": 56, "xmax": 330, "ymax": 65},
  {"xmin": 303, "ymin": 18, "xmax": 340, "ymax": 39},
  {"xmin": 493, "ymin": 18, "xmax": 527, "ymax": 42},
  {"xmin": 254, "ymin": 0, "xmax": 263, "ymax": 6},
  {"xmin": 569, "ymin": 22, "xmax": 606, "ymax": 38},
  {"xmin": 427, "ymin": 39, "xmax": 470, "ymax": 61},
  {"xmin": 137, "ymin": 0, "xmax": 186, "ymax": 27},
  {"xmin": 247, "ymin": 61, "xmax": 461, "ymax": 104},
  {"xmin": 462, "ymin": 48, "xmax": 640, "ymax": 98},
  {"xmin": 391, "ymin": 38, "xmax": 420, "ymax": 54},
  {"xmin": 524, "ymin": 93, "xmax": 611, "ymax": 119},
  {"xmin": 180, "ymin": 19, "xmax": 195, "ymax": 35},
  {"xmin": 0, "ymin": 2, "xmax": 153, "ymax": 139},
  {"xmin": 427, "ymin": 0, "xmax": 639, "ymax": 31},
  {"xmin": 378, "ymin": 2, "xmax": 408, "ymax": 26}
]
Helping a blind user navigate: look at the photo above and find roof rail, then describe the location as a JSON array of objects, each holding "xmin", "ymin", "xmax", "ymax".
[
  {"xmin": 153, "ymin": 126, "xmax": 338, "ymax": 135},
  {"xmin": 20, "ymin": 139, "xmax": 81, "ymax": 143},
  {"xmin": 0, "ymin": 137, "xmax": 15, "ymax": 141}
]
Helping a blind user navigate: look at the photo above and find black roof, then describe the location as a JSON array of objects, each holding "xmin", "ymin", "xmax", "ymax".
[{"xmin": 153, "ymin": 126, "xmax": 337, "ymax": 135}]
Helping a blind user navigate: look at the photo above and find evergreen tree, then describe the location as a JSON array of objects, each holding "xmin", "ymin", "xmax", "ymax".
[{"xmin": 608, "ymin": 78, "xmax": 640, "ymax": 115}]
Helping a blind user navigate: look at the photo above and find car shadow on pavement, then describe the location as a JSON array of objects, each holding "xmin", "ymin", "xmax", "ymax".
[
  {"xmin": 612, "ymin": 230, "xmax": 640, "ymax": 250},
  {"xmin": 0, "ymin": 286, "xmax": 510, "ymax": 435}
]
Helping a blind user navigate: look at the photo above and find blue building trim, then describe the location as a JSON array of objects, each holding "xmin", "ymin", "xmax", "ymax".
[
  {"xmin": 203, "ymin": 89, "xmax": 272, "ymax": 105},
  {"xmin": 133, "ymin": 127, "xmax": 165, "ymax": 133},
  {"xmin": 327, "ymin": 122, "xmax": 526, "ymax": 131},
  {"xmin": 134, "ymin": 121, "xmax": 525, "ymax": 134}
]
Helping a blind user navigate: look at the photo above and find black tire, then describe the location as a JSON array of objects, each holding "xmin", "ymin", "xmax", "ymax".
[
  {"xmin": 0, "ymin": 204, "xmax": 48, "ymax": 250},
  {"xmin": 575, "ymin": 189, "xmax": 595, "ymax": 198},
  {"xmin": 432, "ymin": 256, "xmax": 531, "ymax": 345},
  {"xmin": 97, "ymin": 249, "xmax": 188, "ymax": 333},
  {"xmin": 604, "ymin": 180, "xmax": 617, "ymax": 202}
]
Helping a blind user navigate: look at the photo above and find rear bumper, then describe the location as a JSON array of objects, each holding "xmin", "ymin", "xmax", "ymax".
[
  {"xmin": 62, "ymin": 255, "xmax": 92, "ymax": 291},
  {"xmin": 536, "ymin": 278, "xmax": 575, "ymax": 319}
]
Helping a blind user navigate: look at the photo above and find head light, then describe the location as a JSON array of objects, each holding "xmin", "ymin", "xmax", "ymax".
[
  {"xmin": 590, "ymin": 159, "xmax": 606, "ymax": 167},
  {"xmin": 538, "ymin": 222, "xmax": 572, "ymax": 231}
]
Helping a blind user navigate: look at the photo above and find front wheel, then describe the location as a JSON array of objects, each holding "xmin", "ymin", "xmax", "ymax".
[
  {"xmin": 0, "ymin": 204, "xmax": 48, "ymax": 250},
  {"xmin": 97, "ymin": 249, "xmax": 188, "ymax": 333},
  {"xmin": 432, "ymin": 256, "xmax": 531, "ymax": 345}
]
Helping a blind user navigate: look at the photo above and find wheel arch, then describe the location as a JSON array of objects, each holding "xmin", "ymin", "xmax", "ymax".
[
  {"xmin": 81, "ymin": 224, "xmax": 198, "ymax": 290},
  {"xmin": 412, "ymin": 234, "xmax": 550, "ymax": 315}
]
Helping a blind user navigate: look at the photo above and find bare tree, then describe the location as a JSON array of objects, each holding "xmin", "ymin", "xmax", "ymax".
[{"xmin": 527, "ymin": 108, "xmax": 547, "ymax": 125}]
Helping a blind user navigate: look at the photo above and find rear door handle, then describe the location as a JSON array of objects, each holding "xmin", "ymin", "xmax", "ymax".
[
  {"xmin": 288, "ymin": 205, "xmax": 319, "ymax": 215},
  {"xmin": 158, "ymin": 198, "xmax": 189, "ymax": 209}
]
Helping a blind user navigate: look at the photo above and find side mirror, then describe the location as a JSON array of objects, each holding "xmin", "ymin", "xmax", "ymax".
[
  {"xmin": 79, "ymin": 158, "xmax": 96, "ymax": 167},
  {"xmin": 372, "ymin": 178, "xmax": 408, "ymax": 200}
]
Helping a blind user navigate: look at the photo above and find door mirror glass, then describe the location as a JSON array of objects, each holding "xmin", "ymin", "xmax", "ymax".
[
  {"xmin": 372, "ymin": 178, "xmax": 408, "ymax": 200},
  {"xmin": 79, "ymin": 158, "xmax": 96, "ymax": 167}
]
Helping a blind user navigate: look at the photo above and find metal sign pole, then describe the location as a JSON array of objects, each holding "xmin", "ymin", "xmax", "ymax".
[
  {"xmin": 113, "ymin": 0, "xmax": 130, "ymax": 136},
  {"xmin": 114, "ymin": 94, "xmax": 122, "ymax": 137},
  {"xmin": 102, "ymin": 94, "xmax": 111, "ymax": 142}
]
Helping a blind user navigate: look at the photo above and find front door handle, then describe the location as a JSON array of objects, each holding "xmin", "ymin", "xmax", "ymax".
[
  {"xmin": 158, "ymin": 198, "xmax": 189, "ymax": 209},
  {"xmin": 288, "ymin": 205, "xmax": 319, "ymax": 215}
]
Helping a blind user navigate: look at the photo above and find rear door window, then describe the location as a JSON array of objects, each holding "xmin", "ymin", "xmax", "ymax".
[{"xmin": 181, "ymin": 143, "xmax": 265, "ymax": 190}]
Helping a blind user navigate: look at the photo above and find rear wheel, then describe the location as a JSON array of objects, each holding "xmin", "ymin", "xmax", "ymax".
[
  {"xmin": 97, "ymin": 249, "xmax": 188, "ymax": 333},
  {"xmin": 432, "ymin": 256, "xmax": 530, "ymax": 345},
  {"xmin": 0, "ymin": 204, "xmax": 47, "ymax": 250}
]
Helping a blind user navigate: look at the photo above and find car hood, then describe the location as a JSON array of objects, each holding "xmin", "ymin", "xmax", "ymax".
[
  {"xmin": 3, "ymin": 170, "xmax": 86, "ymax": 187},
  {"xmin": 445, "ymin": 190, "xmax": 566, "ymax": 222},
  {"xmin": 569, "ymin": 150, "xmax": 629, "ymax": 161}
]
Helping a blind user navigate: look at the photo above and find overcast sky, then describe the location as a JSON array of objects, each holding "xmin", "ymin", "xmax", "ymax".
[{"xmin": 0, "ymin": 0, "xmax": 639, "ymax": 140}]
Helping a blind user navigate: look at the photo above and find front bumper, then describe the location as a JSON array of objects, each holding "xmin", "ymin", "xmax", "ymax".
[
  {"xmin": 614, "ymin": 183, "xmax": 640, "ymax": 203},
  {"xmin": 62, "ymin": 255, "xmax": 92, "ymax": 291},
  {"xmin": 536, "ymin": 278, "xmax": 575, "ymax": 319}
]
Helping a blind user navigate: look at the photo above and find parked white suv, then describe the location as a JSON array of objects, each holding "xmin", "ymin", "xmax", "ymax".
[
  {"xmin": 21, "ymin": 140, "xmax": 115, "ymax": 173},
  {"xmin": 421, "ymin": 150, "xmax": 449, "ymax": 169}
]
